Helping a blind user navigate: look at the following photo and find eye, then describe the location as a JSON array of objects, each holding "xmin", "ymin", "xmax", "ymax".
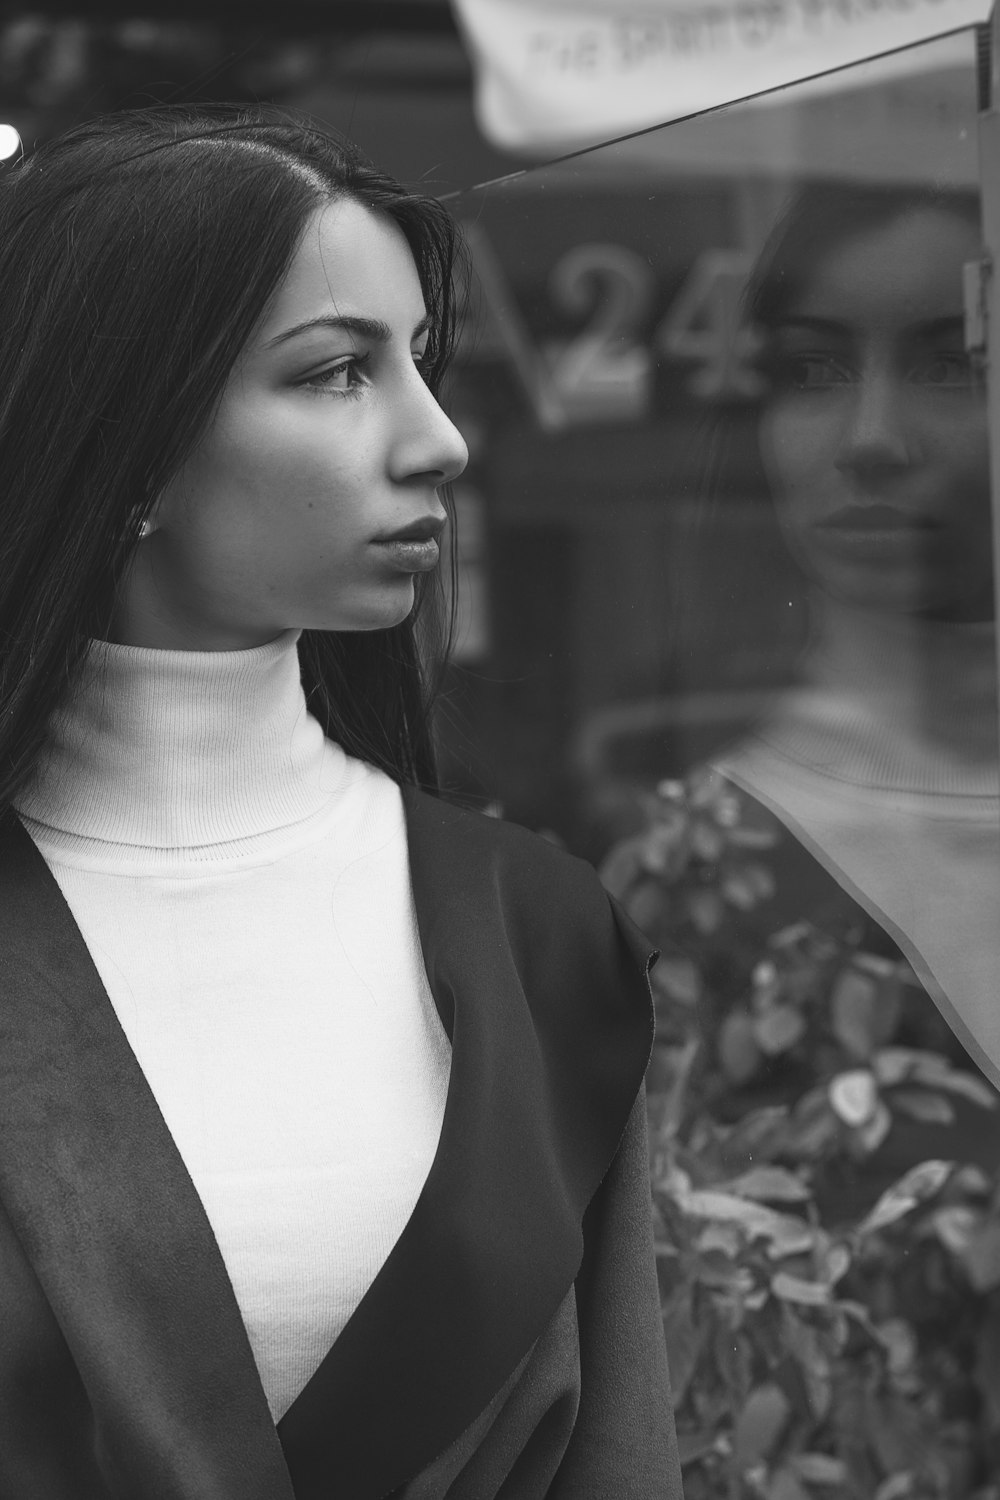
[
  {"xmin": 910, "ymin": 352, "xmax": 976, "ymax": 387},
  {"xmin": 770, "ymin": 352, "xmax": 853, "ymax": 391},
  {"xmin": 300, "ymin": 354, "xmax": 370, "ymax": 396}
]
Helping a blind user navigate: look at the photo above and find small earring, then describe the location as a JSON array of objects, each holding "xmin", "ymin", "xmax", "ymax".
[{"xmin": 139, "ymin": 519, "xmax": 155, "ymax": 539}]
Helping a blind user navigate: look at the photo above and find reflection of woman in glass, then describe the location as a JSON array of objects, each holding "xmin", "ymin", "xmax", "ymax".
[
  {"xmin": 0, "ymin": 105, "xmax": 681, "ymax": 1496},
  {"xmin": 713, "ymin": 182, "xmax": 1000, "ymax": 1087}
]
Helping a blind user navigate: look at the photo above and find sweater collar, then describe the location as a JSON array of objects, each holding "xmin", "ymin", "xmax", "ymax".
[{"xmin": 15, "ymin": 630, "xmax": 346, "ymax": 849}]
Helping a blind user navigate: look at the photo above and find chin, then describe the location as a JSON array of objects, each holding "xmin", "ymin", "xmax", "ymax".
[{"xmin": 314, "ymin": 594, "xmax": 417, "ymax": 635}]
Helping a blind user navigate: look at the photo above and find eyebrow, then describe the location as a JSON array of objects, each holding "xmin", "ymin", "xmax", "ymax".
[
  {"xmin": 264, "ymin": 312, "xmax": 433, "ymax": 350},
  {"xmin": 773, "ymin": 314, "xmax": 966, "ymax": 339}
]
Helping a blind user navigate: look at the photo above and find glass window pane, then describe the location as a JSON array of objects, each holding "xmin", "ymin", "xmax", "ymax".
[{"xmin": 444, "ymin": 32, "xmax": 1000, "ymax": 1491}]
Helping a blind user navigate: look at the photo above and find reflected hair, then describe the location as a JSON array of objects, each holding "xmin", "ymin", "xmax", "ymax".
[
  {"xmin": 0, "ymin": 102, "xmax": 464, "ymax": 805},
  {"xmin": 747, "ymin": 178, "xmax": 981, "ymax": 350}
]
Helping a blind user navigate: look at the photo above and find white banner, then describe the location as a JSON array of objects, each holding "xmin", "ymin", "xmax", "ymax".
[{"xmin": 451, "ymin": 0, "xmax": 990, "ymax": 153}]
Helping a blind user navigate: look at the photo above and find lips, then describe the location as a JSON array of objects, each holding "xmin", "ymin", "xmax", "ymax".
[
  {"xmin": 817, "ymin": 504, "xmax": 939, "ymax": 532},
  {"xmin": 372, "ymin": 514, "xmax": 446, "ymax": 575},
  {"xmin": 377, "ymin": 515, "xmax": 446, "ymax": 544}
]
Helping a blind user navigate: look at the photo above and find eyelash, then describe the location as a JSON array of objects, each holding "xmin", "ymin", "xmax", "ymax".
[
  {"xmin": 300, "ymin": 354, "xmax": 371, "ymax": 399},
  {"xmin": 299, "ymin": 348, "xmax": 431, "ymax": 399}
]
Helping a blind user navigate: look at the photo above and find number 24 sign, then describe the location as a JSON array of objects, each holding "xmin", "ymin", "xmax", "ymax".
[{"xmin": 462, "ymin": 225, "xmax": 764, "ymax": 429}]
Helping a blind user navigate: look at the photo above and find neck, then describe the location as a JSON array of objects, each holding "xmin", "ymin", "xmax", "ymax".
[
  {"xmin": 753, "ymin": 593, "xmax": 999, "ymax": 795},
  {"xmin": 15, "ymin": 630, "xmax": 349, "ymax": 851}
]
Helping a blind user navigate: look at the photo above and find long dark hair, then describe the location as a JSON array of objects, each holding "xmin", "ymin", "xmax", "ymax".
[{"xmin": 0, "ymin": 102, "xmax": 464, "ymax": 805}]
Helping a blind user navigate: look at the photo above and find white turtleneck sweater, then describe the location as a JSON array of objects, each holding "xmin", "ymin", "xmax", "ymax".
[
  {"xmin": 14, "ymin": 630, "xmax": 451, "ymax": 1422},
  {"xmin": 716, "ymin": 596, "xmax": 1000, "ymax": 1084}
]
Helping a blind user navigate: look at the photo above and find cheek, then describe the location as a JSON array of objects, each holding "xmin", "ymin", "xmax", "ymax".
[{"xmin": 178, "ymin": 416, "xmax": 363, "ymax": 535}]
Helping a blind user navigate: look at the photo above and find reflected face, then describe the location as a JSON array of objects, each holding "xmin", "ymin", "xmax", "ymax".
[
  {"xmin": 114, "ymin": 198, "xmax": 468, "ymax": 650},
  {"xmin": 759, "ymin": 207, "xmax": 993, "ymax": 623}
]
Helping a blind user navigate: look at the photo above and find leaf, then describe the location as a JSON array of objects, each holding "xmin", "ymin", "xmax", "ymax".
[
  {"xmin": 771, "ymin": 922, "xmax": 812, "ymax": 949},
  {"xmin": 652, "ymin": 955, "xmax": 702, "ymax": 1007},
  {"xmin": 829, "ymin": 1069, "xmax": 879, "ymax": 1127},
  {"xmin": 857, "ymin": 1160, "xmax": 953, "ymax": 1236},
  {"xmin": 686, "ymin": 888, "xmax": 725, "ymax": 935},
  {"xmin": 933, "ymin": 1205, "xmax": 979, "ymax": 1254},
  {"xmin": 875, "ymin": 1318, "xmax": 918, "ymax": 1378},
  {"xmin": 624, "ymin": 881, "xmax": 669, "ymax": 939},
  {"xmin": 691, "ymin": 819, "xmax": 725, "ymax": 862},
  {"xmin": 888, "ymin": 1087, "xmax": 955, "ymax": 1125},
  {"xmin": 682, "ymin": 1188, "xmax": 772, "ymax": 1225},
  {"xmin": 874, "ymin": 1478, "xmax": 915, "ymax": 1500},
  {"xmin": 675, "ymin": 1428, "xmax": 719, "ymax": 1467},
  {"xmin": 929, "ymin": 1070, "xmax": 998, "ymax": 1109},
  {"xmin": 853, "ymin": 951, "xmax": 905, "ymax": 980},
  {"xmin": 713, "ymin": 1323, "xmax": 751, "ymax": 1405},
  {"xmin": 866, "ymin": 1391, "xmax": 922, "ymax": 1477},
  {"xmin": 717, "ymin": 1166, "xmax": 812, "ymax": 1204},
  {"xmin": 891, "ymin": 1157, "xmax": 955, "ymax": 1200},
  {"xmin": 953, "ymin": 1164, "xmax": 992, "ymax": 1194},
  {"xmin": 877, "ymin": 1049, "xmax": 999, "ymax": 1109},
  {"xmin": 720, "ymin": 1106, "xmax": 790, "ymax": 1165},
  {"xmin": 974, "ymin": 1305, "xmax": 1000, "ymax": 1432},
  {"xmin": 728, "ymin": 824, "xmax": 779, "ymax": 850},
  {"xmin": 679, "ymin": 1188, "xmax": 815, "ymax": 1255},
  {"xmin": 697, "ymin": 1222, "xmax": 744, "ymax": 1258},
  {"xmin": 771, "ymin": 1271, "xmax": 831, "ymax": 1306},
  {"xmin": 961, "ymin": 1218, "xmax": 1000, "ymax": 1292},
  {"xmin": 789, "ymin": 1452, "xmax": 848, "ymax": 1484},
  {"xmin": 639, "ymin": 819, "xmax": 689, "ymax": 875},
  {"xmin": 661, "ymin": 1297, "xmax": 704, "ymax": 1404},
  {"xmin": 721, "ymin": 870, "xmax": 761, "ymax": 910},
  {"xmin": 764, "ymin": 1217, "xmax": 819, "ymax": 1258},
  {"xmin": 823, "ymin": 1243, "xmax": 852, "ymax": 1285},
  {"xmin": 857, "ymin": 1101, "xmax": 892, "ymax": 1154},
  {"xmin": 786, "ymin": 1315, "xmax": 833, "ymax": 1419},
  {"xmin": 830, "ymin": 968, "xmax": 882, "ymax": 1060},
  {"xmin": 753, "ymin": 1004, "xmax": 807, "ymax": 1056},
  {"xmin": 718, "ymin": 1011, "xmax": 763, "ymax": 1085},
  {"xmin": 873, "ymin": 1048, "xmax": 920, "ymax": 1086},
  {"xmin": 766, "ymin": 1469, "xmax": 810, "ymax": 1500},
  {"xmin": 732, "ymin": 1382, "xmax": 791, "ymax": 1468}
]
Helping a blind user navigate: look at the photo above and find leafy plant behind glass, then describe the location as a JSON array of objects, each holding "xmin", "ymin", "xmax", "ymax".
[{"xmin": 602, "ymin": 774, "xmax": 1000, "ymax": 1500}]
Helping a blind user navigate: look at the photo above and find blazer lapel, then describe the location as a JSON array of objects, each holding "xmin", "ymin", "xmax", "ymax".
[
  {"xmin": 277, "ymin": 788, "xmax": 655, "ymax": 1500},
  {"xmin": 0, "ymin": 813, "xmax": 294, "ymax": 1500},
  {"xmin": 0, "ymin": 791, "xmax": 654, "ymax": 1500}
]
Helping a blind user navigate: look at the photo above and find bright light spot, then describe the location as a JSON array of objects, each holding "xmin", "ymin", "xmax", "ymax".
[{"xmin": 0, "ymin": 125, "xmax": 22, "ymax": 161}]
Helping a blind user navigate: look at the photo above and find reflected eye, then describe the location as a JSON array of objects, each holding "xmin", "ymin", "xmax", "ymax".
[
  {"xmin": 771, "ymin": 352, "xmax": 853, "ymax": 391},
  {"xmin": 301, "ymin": 354, "xmax": 370, "ymax": 396},
  {"xmin": 911, "ymin": 352, "xmax": 975, "ymax": 387}
]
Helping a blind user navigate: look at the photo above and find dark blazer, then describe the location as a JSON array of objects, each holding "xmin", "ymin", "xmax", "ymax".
[{"xmin": 0, "ymin": 787, "xmax": 683, "ymax": 1499}]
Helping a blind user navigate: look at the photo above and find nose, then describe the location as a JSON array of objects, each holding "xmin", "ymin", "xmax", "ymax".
[
  {"xmin": 834, "ymin": 367, "xmax": 912, "ymax": 480},
  {"xmin": 391, "ymin": 367, "xmax": 469, "ymax": 488}
]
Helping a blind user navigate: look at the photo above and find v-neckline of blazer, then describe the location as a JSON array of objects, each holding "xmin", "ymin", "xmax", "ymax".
[{"xmin": 0, "ymin": 788, "xmax": 653, "ymax": 1500}]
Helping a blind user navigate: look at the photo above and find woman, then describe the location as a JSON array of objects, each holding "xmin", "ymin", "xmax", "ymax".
[
  {"xmin": 0, "ymin": 105, "xmax": 680, "ymax": 1498},
  {"xmin": 711, "ymin": 182, "xmax": 1000, "ymax": 1086}
]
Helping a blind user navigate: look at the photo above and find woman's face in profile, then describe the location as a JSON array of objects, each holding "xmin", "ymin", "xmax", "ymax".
[
  {"xmin": 759, "ymin": 205, "xmax": 993, "ymax": 623},
  {"xmin": 115, "ymin": 198, "xmax": 468, "ymax": 651}
]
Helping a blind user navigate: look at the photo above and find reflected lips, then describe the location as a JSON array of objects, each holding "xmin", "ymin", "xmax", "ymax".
[
  {"xmin": 373, "ymin": 515, "xmax": 445, "ymax": 572},
  {"xmin": 814, "ymin": 504, "xmax": 938, "ymax": 555},
  {"xmin": 818, "ymin": 504, "xmax": 936, "ymax": 532}
]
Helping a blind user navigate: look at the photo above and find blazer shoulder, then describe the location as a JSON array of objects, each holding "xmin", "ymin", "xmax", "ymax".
[{"xmin": 401, "ymin": 786, "xmax": 657, "ymax": 976}]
